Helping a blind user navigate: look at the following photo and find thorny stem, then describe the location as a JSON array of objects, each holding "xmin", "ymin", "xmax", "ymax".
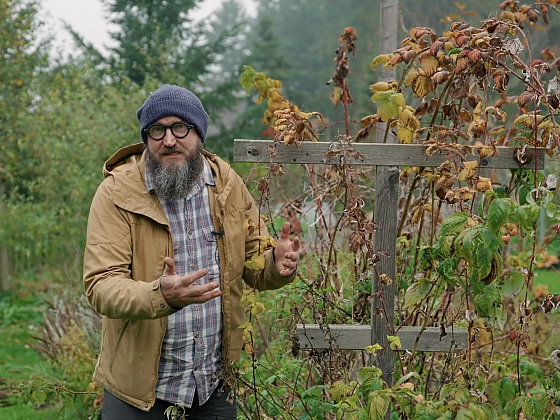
[
  {"xmin": 411, "ymin": 206, "xmax": 425, "ymax": 276},
  {"xmin": 424, "ymin": 73, "xmax": 456, "ymax": 143},
  {"xmin": 397, "ymin": 170, "xmax": 423, "ymax": 238},
  {"xmin": 342, "ymin": 79, "xmax": 350, "ymax": 137}
]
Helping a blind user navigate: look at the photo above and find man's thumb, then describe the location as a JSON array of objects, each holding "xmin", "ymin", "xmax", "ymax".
[{"xmin": 163, "ymin": 257, "xmax": 176, "ymax": 276}]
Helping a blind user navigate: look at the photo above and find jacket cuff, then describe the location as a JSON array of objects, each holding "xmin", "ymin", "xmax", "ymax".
[
  {"xmin": 266, "ymin": 249, "xmax": 296, "ymax": 285},
  {"xmin": 150, "ymin": 279, "xmax": 177, "ymax": 318}
]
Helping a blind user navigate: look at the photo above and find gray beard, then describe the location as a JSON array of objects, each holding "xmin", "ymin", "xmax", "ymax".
[{"xmin": 145, "ymin": 142, "xmax": 205, "ymax": 200}]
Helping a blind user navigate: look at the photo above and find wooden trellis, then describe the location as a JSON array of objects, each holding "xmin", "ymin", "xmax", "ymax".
[{"xmin": 234, "ymin": 139, "xmax": 545, "ymax": 386}]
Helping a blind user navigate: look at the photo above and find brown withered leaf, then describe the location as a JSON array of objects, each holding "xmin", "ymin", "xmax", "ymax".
[
  {"xmin": 455, "ymin": 186, "xmax": 476, "ymax": 201},
  {"xmin": 420, "ymin": 54, "xmax": 439, "ymax": 77},
  {"xmin": 477, "ymin": 144, "xmax": 498, "ymax": 158},
  {"xmin": 460, "ymin": 108, "xmax": 473, "ymax": 122},
  {"xmin": 457, "ymin": 161, "xmax": 478, "ymax": 182},
  {"xmin": 542, "ymin": 47, "xmax": 556, "ymax": 60},
  {"xmin": 415, "ymin": 100, "xmax": 429, "ymax": 116},
  {"xmin": 455, "ymin": 56, "xmax": 469, "ymax": 73},
  {"xmin": 354, "ymin": 124, "xmax": 375, "ymax": 143},
  {"xmin": 468, "ymin": 49, "xmax": 482, "ymax": 63},
  {"xmin": 270, "ymin": 163, "xmax": 285, "ymax": 176},
  {"xmin": 349, "ymin": 231, "xmax": 364, "ymax": 253},
  {"xmin": 492, "ymin": 107, "xmax": 508, "ymax": 123},
  {"xmin": 432, "ymin": 69, "xmax": 451, "ymax": 84},
  {"xmin": 476, "ymin": 176, "xmax": 493, "ymax": 192},
  {"xmin": 257, "ymin": 178, "xmax": 269, "ymax": 195},
  {"xmin": 361, "ymin": 114, "xmax": 380, "ymax": 127},
  {"xmin": 430, "ymin": 40, "xmax": 445, "ymax": 56}
]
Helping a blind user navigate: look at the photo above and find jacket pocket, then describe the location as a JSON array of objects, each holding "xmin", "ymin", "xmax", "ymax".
[{"xmin": 108, "ymin": 319, "xmax": 130, "ymax": 372}]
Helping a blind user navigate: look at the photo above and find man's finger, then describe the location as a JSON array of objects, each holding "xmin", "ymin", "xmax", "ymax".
[
  {"xmin": 183, "ymin": 281, "xmax": 220, "ymax": 298},
  {"xmin": 279, "ymin": 221, "xmax": 291, "ymax": 240},
  {"xmin": 291, "ymin": 236, "xmax": 300, "ymax": 252},
  {"xmin": 163, "ymin": 257, "xmax": 176, "ymax": 276},
  {"xmin": 178, "ymin": 269, "xmax": 209, "ymax": 287},
  {"xmin": 197, "ymin": 289, "xmax": 222, "ymax": 303}
]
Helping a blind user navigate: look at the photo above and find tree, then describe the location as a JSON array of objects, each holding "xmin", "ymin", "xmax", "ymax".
[{"xmin": 0, "ymin": 0, "xmax": 47, "ymax": 194}]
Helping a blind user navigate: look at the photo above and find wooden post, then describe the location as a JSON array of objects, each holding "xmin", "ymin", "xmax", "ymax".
[
  {"xmin": 371, "ymin": 165, "xmax": 398, "ymax": 384},
  {"xmin": 375, "ymin": 0, "xmax": 400, "ymax": 395}
]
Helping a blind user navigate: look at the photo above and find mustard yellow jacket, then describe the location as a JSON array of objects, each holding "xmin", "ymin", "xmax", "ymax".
[{"xmin": 83, "ymin": 143, "xmax": 294, "ymax": 411}]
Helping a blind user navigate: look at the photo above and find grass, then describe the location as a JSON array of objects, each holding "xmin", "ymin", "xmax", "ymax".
[
  {"xmin": 534, "ymin": 269, "xmax": 560, "ymax": 294},
  {"xmin": 0, "ymin": 293, "xmax": 57, "ymax": 419}
]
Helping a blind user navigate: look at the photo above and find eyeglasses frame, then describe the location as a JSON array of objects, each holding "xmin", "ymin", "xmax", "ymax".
[{"xmin": 143, "ymin": 122, "xmax": 195, "ymax": 141}]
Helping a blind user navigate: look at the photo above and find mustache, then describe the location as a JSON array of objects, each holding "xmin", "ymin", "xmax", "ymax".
[{"xmin": 160, "ymin": 145, "xmax": 185, "ymax": 155}]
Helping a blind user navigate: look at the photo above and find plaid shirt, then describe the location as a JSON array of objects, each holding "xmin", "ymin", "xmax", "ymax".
[{"xmin": 146, "ymin": 160, "xmax": 223, "ymax": 407}]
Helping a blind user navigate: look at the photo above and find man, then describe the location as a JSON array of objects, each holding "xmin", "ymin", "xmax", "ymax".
[{"xmin": 83, "ymin": 84, "xmax": 300, "ymax": 419}]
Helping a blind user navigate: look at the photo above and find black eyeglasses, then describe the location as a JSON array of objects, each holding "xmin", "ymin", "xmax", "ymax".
[{"xmin": 144, "ymin": 122, "xmax": 194, "ymax": 141}]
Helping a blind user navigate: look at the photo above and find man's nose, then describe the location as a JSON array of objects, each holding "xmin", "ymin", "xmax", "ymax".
[{"xmin": 162, "ymin": 128, "xmax": 177, "ymax": 147}]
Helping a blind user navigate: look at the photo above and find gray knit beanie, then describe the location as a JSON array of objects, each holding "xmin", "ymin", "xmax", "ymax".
[{"xmin": 136, "ymin": 84, "xmax": 208, "ymax": 143}]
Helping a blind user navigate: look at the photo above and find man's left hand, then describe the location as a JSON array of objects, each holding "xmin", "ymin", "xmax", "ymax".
[{"xmin": 274, "ymin": 222, "xmax": 300, "ymax": 276}]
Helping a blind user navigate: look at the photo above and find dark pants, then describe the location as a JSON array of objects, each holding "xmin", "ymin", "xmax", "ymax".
[{"xmin": 102, "ymin": 385, "xmax": 237, "ymax": 420}]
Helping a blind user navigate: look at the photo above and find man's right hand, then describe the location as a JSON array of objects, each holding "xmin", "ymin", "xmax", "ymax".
[{"xmin": 160, "ymin": 257, "xmax": 221, "ymax": 310}]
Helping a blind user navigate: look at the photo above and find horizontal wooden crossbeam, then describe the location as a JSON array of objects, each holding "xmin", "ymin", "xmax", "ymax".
[
  {"xmin": 296, "ymin": 324, "xmax": 468, "ymax": 352},
  {"xmin": 234, "ymin": 140, "xmax": 544, "ymax": 169}
]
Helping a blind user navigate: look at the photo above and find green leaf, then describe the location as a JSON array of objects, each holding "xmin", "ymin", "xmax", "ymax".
[
  {"xmin": 404, "ymin": 278, "xmax": 433, "ymax": 310},
  {"xmin": 515, "ymin": 205, "xmax": 540, "ymax": 231},
  {"xmin": 358, "ymin": 366, "xmax": 383, "ymax": 384},
  {"xmin": 521, "ymin": 395, "xmax": 545, "ymax": 420},
  {"xmin": 365, "ymin": 343, "xmax": 383, "ymax": 355},
  {"xmin": 487, "ymin": 304, "xmax": 507, "ymax": 331},
  {"xmin": 371, "ymin": 90, "xmax": 395, "ymax": 102},
  {"xmin": 329, "ymin": 380, "xmax": 355, "ymax": 402},
  {"xmin": 500, "ymin": 271, "xmax": 525, "ymax": 297},
  {"xmin": 390, "ymin": 92, "xmax": 406, "ymax": 109},
  {"xmin": 519, "ymin": 359, "xmax": 543, "ymax": 380},
  {"xmin": 474, "ymin": 292, "xmax": 491, "ymax": 318},
  {"xmin": 517, "ymin": 184, "xmax": 532, "ymax": 206},
  {"xmin": 525, "ymin": 187, "xmax": 553, "ymax": 206},
  {"xmin": 393, "ymin": 372, "xmax": 422, "ymax": 388},
  {"xmin": 487, "ymin": 198, "xmax": 514, "ymax": 232},
  {"xmin": 546, "ymin": 202, "xmax": 557, "ymax": 218},
  {"xmin": 437, "ymin": 257, "xmax": 459, "ymax": 284},
  {"xmin": 239, "ymin": 65, "xmax": 256, "ymax": 94},
  {"xmin": 387, "ymin": 335, "xmax": 402, "ymax": 350},
  {"xmin": 500, "ymin": 377, "xmax": 517, "ymax": 401},
  {"xmin": 439, "ymin": 212, "xmax": 469, "ymax": 238},
  {"xmin": 368, "ymin": 392, "xmax": 390, "ymax": 420},
  {"xmin": 377, "ymin": 100, "xmax": 400, "ymax": 122},
  {"xmin": 35, "ymin": 390, "xmax": 46, "ymax": 405}
]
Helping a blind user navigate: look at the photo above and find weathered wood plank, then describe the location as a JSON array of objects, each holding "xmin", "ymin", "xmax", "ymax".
[
  {"xmin": 296, "ymin": 324, "xmax": 468, "ymax": 352},
  {"xmin": 372, "ymin": 165, "xmax": 399, "ymax": 384},
  {"xmin": 233, "ymin": 140, "xmax": 545, "ymax": 169}
]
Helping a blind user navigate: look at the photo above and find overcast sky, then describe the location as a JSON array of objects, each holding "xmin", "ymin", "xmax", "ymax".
[{"xmin": 40, "ymin": 0, "xmax": 256, "ymax": 54}]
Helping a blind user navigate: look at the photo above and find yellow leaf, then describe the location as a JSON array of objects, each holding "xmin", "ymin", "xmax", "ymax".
[
  {"xmin": 370, "ymin": 53, "xmax": 393, "ymax": 69},
  {"xmin": 457, "ymin": 161, "xmax": 478, "ymax": 182},
  {"xmin": 370, "ymin": 82, "xmax": 391, "ymax": 93},
  {"xmin": 391, "ymin": 92, "xmax": 406, "ymax": 109},
  {"xmin": 397, "ymin": 126, "xmax": 414, "ymax": 144},
  {"xmin": 420, "ymin": 54, "xmax": 438, "ymax": 77},
  {"xmin": 404, "ymin": 67, "xmax": 419, "ymax": 87},
  {"xmin": 253, "ymin": 254, "xmax": 265, "ymax": 270},
  {"xmin": 412, "ymin": 74, "xmax": 435, "ymax": 98}
]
